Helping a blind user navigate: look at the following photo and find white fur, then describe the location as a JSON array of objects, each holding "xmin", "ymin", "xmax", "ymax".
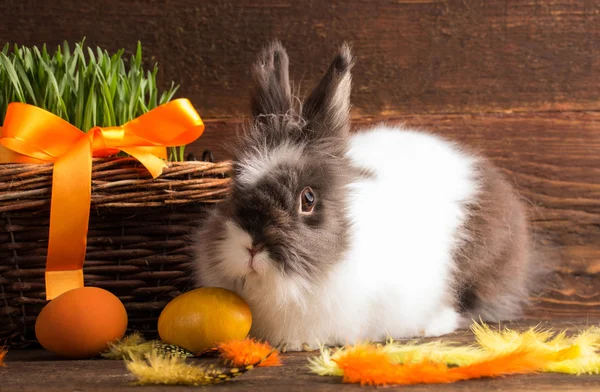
[
  {"xmin": 215, "ymin": 221, "xmax": 273, "ymax": 277},
  {"xmin": 237, "ymin": 142, "xmax": 304, "ymax": 186},
  {"xmin": 196, "ymin": 125, "xmax": 481, "ymax": 350}
]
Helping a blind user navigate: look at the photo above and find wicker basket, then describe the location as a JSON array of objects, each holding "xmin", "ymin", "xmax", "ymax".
[{"xmin": 0, "ymin": 156, "xmax": 232, "ymax": 347}]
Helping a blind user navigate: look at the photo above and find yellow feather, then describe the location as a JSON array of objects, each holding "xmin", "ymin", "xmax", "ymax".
[
  {"xmin": 473, "ymin": 322, "xmax": 561, "ymax": 354},
  {"xmin": 307, "ymin": 344, "xmax": 357, "ymax": 376},
  {"xmin": 125, "ymin": 351, "xmax": 217, "ymax": 386},
  {"xmin": 471, "ymin": 322, "xmax": 600, "ymax": 374},
  {"xmin": 124, "ymin": 341, "xmax": 270, "ymax": 386},
  {"xmin": 546, "ymin": 355, "xmax": 600, "ymax": 375},
  {"xmin": 101, "ymin": 332, "xmax": 155, "ymax": 360}
]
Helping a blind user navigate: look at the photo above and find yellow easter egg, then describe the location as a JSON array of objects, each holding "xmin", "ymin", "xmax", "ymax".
[
  {"xmin": 35, "ymin": 287, "xmax": 128, "ymax": 359},
  {"xmin": 158, "ymin": 287, "xmax": 252, "ymax": 353}
]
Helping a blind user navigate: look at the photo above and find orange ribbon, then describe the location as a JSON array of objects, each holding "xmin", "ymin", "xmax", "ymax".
[{"xmin": 0, "ymin": 99, "xmax": 205, "ymax": 300}]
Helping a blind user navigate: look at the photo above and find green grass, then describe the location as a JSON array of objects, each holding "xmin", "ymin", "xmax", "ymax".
[{"xmin": 0, "ymin": 39, "xmax": 187, "ymax": 161}]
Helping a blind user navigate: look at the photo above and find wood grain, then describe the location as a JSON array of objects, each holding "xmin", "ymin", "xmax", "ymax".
[
  {"xmin": 1, "ymin": 0, "xmax": 599, "ymax": 315},
  {"xmin": 1, "ymin": 0, "xmax": 600, "ymax": 117},
  {"xmin": 2, "ymin": 320, "xmax": 600, "ymax": 391},
  {"xmin": 187, "ymin": 111, "xmax": 600, "ymax": 318}
]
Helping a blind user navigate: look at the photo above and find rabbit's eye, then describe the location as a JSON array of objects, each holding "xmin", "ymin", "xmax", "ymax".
[{"xmin": 300, "ymin": 187, "xmax": 316, "ymax": 214}]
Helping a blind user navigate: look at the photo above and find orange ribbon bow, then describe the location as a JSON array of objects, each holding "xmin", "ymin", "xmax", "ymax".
[{"xmin": 0, "ymin": 99, "xmax": 205, "ymax": 300}]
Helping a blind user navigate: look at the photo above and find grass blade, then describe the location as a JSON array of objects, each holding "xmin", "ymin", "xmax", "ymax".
[
  {"xmin": 0, "ymin": 53, "xmax": 25, "ymax": 102},
  {"xmin": 83, "ymin": 77, "xmax": 97, "ymax": 131},
  {"xmin": 74, "ymin": 69, "xmax": 86, "ymax": 129},
  {"xmin": 95, "ymin": 64, "xmax": 116, "ymax": 126},
  {"xmin": 13, "ymin": 60, "xmax": 37, "ymax": 105},
  {"xmin": 41, "ymin": 61, "xmax": 68, "ymax": 121}
]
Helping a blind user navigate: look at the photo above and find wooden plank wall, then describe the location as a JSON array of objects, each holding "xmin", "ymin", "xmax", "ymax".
[{"xmin": 2, "ymin": 0, "xmax": 599, "ymax": 318}]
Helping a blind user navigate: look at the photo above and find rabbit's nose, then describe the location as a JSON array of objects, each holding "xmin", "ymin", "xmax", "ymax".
[{"xmin": 247, "ymin": 245, "xmax": 264, "ymax": 257}]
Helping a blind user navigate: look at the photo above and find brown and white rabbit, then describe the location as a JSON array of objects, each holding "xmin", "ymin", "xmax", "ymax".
[{"xmin": 193, "ymin": 42, "xmax": 540, "ymax": 351}]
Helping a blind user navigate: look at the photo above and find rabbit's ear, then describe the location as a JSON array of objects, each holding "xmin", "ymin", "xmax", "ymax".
[
  {"xmin": 302, "ymin": 43, "xmax": 354, "ymax": 140},
  {"xmin": 251, "ymin": 41, "xmax": 294, "ymax": 119}
]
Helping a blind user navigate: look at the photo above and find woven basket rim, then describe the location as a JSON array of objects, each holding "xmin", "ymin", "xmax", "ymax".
[
  {"xmin": 0, "ymin": 157, "xmax": 233, "ymax": 212},
  {"xmin": 0, "ymin": 156, "xmax": 233, "ymax": 168}
]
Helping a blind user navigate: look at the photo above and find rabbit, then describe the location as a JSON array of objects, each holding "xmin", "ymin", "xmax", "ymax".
[{"xmin": 192, "ymin": 41, "xmax": 542, "ymax": 352}]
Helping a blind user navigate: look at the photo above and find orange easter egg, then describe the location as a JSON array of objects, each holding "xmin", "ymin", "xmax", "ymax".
[
  {"xmin": 35, "ymin": 287, "xmax": 128, "ymax": 359},
  {"xmin": 158, "ymin": 287, "xmax": 252, "ymax": 353}
]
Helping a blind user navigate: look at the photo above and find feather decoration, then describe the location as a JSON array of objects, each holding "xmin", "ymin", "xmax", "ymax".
[
  {"xmin": 308, "ymin": 344, "xmax": 346, "ymax": 376},
  {"xmin": 101, "ymin": 332, "xmax": 193, "ymax": 360},
  {"xmin": 0, "ymin": 346, "xmax": 7, "ymax": 366},
  {"xmin": 307, "ymin": 341, "xmax": 488, "ymax": 378},
  {"xmin": 308, "ymin": 321, "xmax": 600, "ymax": 384},
  {"xmin": 472, "ymin": 322, "xmax": 600, "ymax": 374},
  {"xmin": 102, "ymin": 332, "xmax": 155, "ymax": 360},
  {"xmin": 334, "ymin": 345, "xmax": 550, "ymax": 386},
  {"xmin": 381, "ymin": 338, "xmax": 485, "ymax": 367},
  {"xmin": 218, "ymin": 338, "xmax": 282, "ymax": 367},
  {"xmin": 124, "ymin": 338, "xmax": 277, "ymax": 386},
  {"xmin": 125, "ymin": 351, "xmax": 259, "ymax": 386}
]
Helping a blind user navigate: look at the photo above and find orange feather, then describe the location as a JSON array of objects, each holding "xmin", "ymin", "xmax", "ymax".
[
  {"xmin": 217, "ymin": 338, "xmax": 282, "ymax": 367},
  {"xmin": 334, "ymin": 345, "xmax": 551, "ymax": 386},
  {"xmin": 0, "ymin": 347, "xmax": 6, "ymax": 366}
]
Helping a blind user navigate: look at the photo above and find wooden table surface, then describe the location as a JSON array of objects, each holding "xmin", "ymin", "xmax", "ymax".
[{"xmin": 2, "ymin": 319, "xmax": 600, "ymax": 392}]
